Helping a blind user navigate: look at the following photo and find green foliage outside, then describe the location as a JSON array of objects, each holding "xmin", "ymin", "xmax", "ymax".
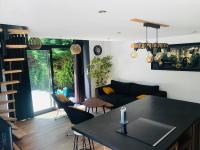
[
  {"xmin": 52, "ymin": 49, "xmax": 74, "ymax": 89},
  {"xmin": 28, "ymin": 38, "xmax": 74, "ymax": 91},
  {"xmin": 27, "ymin": 50, "xmax": 50, "ymax": 90},
  {"xmin": 41, "ymin": 38, "xmax": 73, "ymax": 46},
  {"xmin": 88, "ymin": 56, "xmax": 112, "ymax": 87}
]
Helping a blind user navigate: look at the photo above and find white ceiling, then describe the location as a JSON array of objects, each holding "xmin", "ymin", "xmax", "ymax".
[{"xmin": 0, "ymin": 0, "xmax": 200, "ymax": 41}]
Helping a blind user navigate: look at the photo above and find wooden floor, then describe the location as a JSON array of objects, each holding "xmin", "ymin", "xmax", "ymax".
[{"xmin": 15, "ymin": 110, "xmax": 108, "ymax": 150}]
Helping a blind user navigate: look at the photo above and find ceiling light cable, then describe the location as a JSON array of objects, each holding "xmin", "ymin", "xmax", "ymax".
[
  {"xmin": 146, "ymin": 26, "xmax": 148, "ymax": 43},
  {"xmin": 156, "ymin": 28, "xmax": 158, "ymax": 43}
]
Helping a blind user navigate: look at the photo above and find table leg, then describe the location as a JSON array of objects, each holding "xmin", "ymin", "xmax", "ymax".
[{"xmin": 103, "ymin": 106, "xmax": 105, "ymax": 114}]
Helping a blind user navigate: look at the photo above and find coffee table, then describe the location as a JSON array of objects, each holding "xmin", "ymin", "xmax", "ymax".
[{"xmin": 83, "ymin": 97, "xmax": 113, "ymax": 114}]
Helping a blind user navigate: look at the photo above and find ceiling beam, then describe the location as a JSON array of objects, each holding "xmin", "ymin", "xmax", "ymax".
[{"xmin": 130, "ymin": 18, "xmax": 170, "ymax": 28}]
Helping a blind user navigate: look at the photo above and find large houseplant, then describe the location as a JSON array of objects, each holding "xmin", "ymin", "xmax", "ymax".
[{"xmin": 88, "ymin": 56, "xmax": 112, "ymax": 87}]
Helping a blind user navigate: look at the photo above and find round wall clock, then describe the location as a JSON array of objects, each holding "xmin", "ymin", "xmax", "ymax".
[{"xmin": 93, "ymin": 45, "xmax": 102, "ymax": 56}]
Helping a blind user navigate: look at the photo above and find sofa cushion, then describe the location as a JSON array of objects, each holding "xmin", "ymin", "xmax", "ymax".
[
  {"xmin": 98, "ymin": 94, "xmax": 136, "ymax": 108},
  {"xmin": 95, "ymin": 84, "xmax": 112, "ymax": 96},
  {"xmin": 129, "ymin": 83, "xmax": 159, "ymax": 97},
  {"xmin": 102, "ymin": 87, "xmax": 114, "ymax": 95},
  {"xmin": 56, "ymin": 94, "xmax": 70, "ymax": 103},
  {"xmin": 136, "ymin": 94, "xmax": 146, "ymax": 100},
  {"xmin": 111, "ymin": 80, "xmax": 131, "ymax": 95}
]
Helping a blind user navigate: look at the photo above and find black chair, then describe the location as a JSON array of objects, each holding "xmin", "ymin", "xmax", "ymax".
[
  {"xmin": 51, "ymin": 94, "xmax": 74, "ymax": 120},
  {"xmin": 63, "ymin": 106, "xmax": 95, "ymax": 150}
]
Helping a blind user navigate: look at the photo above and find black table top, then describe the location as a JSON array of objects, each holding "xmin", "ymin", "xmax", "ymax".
[{"xmin": 72, "ymin": 96, "xmax": 200, "ymax": 150}]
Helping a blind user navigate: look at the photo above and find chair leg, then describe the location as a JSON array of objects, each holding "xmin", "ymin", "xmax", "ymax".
[
  {"xmin": 103, "ymin": 106, "xmax": 105, "ymax": 114},
  {"xmin": 84, "ymin": 137, "xmax": 87, "ymax": 149},
  {"xmin": 54, "ymin": 109, "xmax": 60, "ymax": 120},
  {"xmin": 76, "ymin": 135, "xmax": 79, "ymax": 150},
  {"xmin": 88, "ymin": 138, "xmax": 92, "ymax": 150},
  {"xmin": 65, "ymin": 128, "xmax": 73, "ymax": 136},
  {"xmin": 73, "ymin": 135, "xmax": 77, "ymax": 150},
  {"xmin": 92, "ymin": 140, "xmax": 95, "ymax": 150},
  {"xmin": 82, "ymin": 136, "xmax": 85, "ymax": 149}
]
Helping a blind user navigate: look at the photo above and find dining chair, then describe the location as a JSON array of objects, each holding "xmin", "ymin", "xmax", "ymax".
[
  {"xmin": 51, "ymin": 94, "xmax": 74, "ymax": 120},
  {"xmin": 63, "ymin": 106, "xmax": 95, "ymax": 150}
]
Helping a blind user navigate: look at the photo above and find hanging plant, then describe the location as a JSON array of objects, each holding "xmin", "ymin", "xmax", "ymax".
[{"xmin": 88, "ymin": 56, "xmax": 112, "ymax": 87}]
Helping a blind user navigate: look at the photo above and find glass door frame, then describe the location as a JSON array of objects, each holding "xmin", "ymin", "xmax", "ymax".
[
  {"xmin": 27, "ymin": 49, "xmax": 54, "ymax": 116},
  {"xmin": 33, "ymin": 45, "xmax": 72, "ymax": 116}
]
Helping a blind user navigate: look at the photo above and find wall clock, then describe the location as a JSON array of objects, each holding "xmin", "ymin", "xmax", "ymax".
[{"xmin": 93, "ymin": 45, "xmax": 102, "ymax": 56}]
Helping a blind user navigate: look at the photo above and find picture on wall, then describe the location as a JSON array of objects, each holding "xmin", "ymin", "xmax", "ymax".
[{"xmin": 151, "ymin": 43, "xmax": 200, "ymax": 71}]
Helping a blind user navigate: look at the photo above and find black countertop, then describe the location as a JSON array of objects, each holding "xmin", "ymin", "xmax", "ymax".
[{"xmin": 72, "ymin": 96, "xmax": 200, "ymax": 150}]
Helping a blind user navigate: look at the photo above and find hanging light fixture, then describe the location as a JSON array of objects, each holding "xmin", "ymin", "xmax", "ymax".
[
  {"xmin": 28, "ymin": 37, "xmax": 42, "ymax": 50},
  {"xmin": 70, "ymin": 44, "xmax": 81, "ymax": 55},
  {"xmin": 130, "ymin": 18, "xmax": 169, "ymax": 63},
  {"xmin": 130, "ymin": 43, "xmax": 138, "ymax": 58}
]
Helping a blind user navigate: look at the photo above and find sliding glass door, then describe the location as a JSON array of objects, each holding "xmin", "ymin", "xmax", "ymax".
[
  {"xmin": 27, "ymin": 50, "xmax": 53, "ymax": 114},
  {"xmin": 52, "ymin": 48, "xmax": 74, "ymax": 98}
]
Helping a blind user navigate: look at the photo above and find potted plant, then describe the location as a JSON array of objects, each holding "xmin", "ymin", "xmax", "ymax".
[{"xmin": 88, "ymin": 56, "xmax": 112, "ymax": 87}]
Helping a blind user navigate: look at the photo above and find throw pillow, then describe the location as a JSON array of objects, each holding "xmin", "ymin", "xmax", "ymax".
[
  {"xmin": 136, "ymin": 94, "xmax": 146, "ymax": 100},
  {"xmin": 102, "ymin": 87, "xmax": 114, "ymax": 95},
  {"xmin": 56, "ymin": 94, "xmax": 70, "ymax": 103}
]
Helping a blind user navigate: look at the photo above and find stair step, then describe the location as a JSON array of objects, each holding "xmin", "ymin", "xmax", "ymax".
[
  {"xmin": 13, "ymin": 142, "xmax": 21, "ymax": 150},
  {"xmin": 0, "ymin": 109, "xmax": 15, "ymax": 114},
  {"xmin": 0, "ymin": 100, "xmax": 15, "ymax": 105},
  {"xmin": 0, "ymin": 90, "xmax": 17, "ymax": 96},
  {"xmin": 0, "ymin": 116, "xmax": 16, "ymax": 122},
  {"xmin": 6, "ymin": 45, "xmax": 27, "ymax": 49},
  {"xmin": 8, "ymin": 29, "xmax": 29, "ymax": 35},
  {"xmin": 2, "ymin": 70, "xmax": 22, "ymax": 74},
  {"xmin": 8, "ymin": 122, "xmax": 19, "ymax": 130},
  {"xmin": 12, "ymin": 129, "xmax": 26, "ymax": 139},
  {"xmin": 4, "ymin": 58, "xmax": 25, "ymax": 62},
  {"xmin": 0, "ymin": 80, "xmax": 20, "ymax": 86}
]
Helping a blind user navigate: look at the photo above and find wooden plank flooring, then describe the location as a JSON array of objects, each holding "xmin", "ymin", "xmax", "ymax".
[{"xmin": 16, "ymin": 110, "xmax": 110, "ymax": 150}]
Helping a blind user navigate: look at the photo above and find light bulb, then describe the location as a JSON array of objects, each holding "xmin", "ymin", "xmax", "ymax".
[
  {"xmin": 146, "ymin": 51, "xmax": 153, "ymax": 63},
  {"xmin": 131, "ymin": 50, "xmax": 138, "ymax": 58}
]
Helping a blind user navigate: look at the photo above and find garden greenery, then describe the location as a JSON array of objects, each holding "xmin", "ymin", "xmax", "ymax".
[{"xmin": 28, "ymin": 39, "xmax": 74, "ymax": 91}]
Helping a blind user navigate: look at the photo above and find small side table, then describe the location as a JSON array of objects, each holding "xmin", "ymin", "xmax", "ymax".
[{"xmin": 83, "ymin": 97, "xmax": 113, "ymax": 114}]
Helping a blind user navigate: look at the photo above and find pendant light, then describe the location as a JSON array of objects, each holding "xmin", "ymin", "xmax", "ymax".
[
  {"xmin": 130, "ymin": 19, "xmax": 169, "ymax": 63},
  {"xmin": 130, "ymin": 43, "xmax": 138, "ymax": 58},
  {"xmin": 70, "ymin": 44, "xmax": 81, "ymax": 55},
  {"xmin": 28, "ymin": 37, "xmax": 42, "ymax": 50}
]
